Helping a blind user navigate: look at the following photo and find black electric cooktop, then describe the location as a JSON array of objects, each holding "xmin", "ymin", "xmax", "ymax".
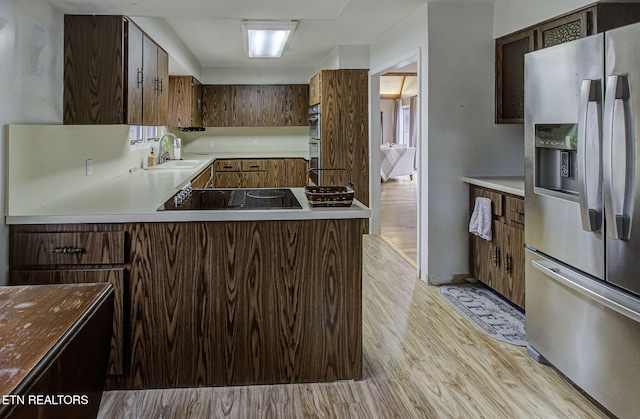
[{"xmin": 159, "ymin": 188, "xmax": 303, "ymax": 211}]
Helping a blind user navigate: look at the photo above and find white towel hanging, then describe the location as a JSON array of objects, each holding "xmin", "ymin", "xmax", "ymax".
[{"xmin": 469, "ymin": 197, "xmax": 492, "ymax": 241}]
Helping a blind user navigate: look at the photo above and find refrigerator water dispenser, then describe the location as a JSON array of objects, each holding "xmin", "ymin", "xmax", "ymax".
[{"xmin": 534, "ymin": 124, "xmax": 578, "ymax": 196}]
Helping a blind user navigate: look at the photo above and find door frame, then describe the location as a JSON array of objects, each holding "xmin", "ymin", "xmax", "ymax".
[{"xmin": 369, "ymin": 48, "xmax": 422, "ymax": 277}]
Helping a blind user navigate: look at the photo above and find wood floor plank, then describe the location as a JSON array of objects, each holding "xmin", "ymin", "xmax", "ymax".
[
  {"xmin": 98, "ymin": 235, "xmax": 610, "ymax": 419},
  {"xmin": 380, "ymin": 176, "xmax": 418, "ymax": 263}
]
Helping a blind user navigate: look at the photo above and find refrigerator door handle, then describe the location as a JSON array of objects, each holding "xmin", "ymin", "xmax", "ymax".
[
  {"xmin": 603, "ymin": 75, "xmax": 634, "ymax": 240},
  {"xmin": 531, "ymin": 258, "xmax": 640, "ymax": 323},
  {"xmin": 578, "ymin": 79, "xmax": 602, "ymax": 232}
]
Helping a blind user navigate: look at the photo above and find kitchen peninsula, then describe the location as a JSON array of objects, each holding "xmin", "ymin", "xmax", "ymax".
[{"xmin": 7, "ymin": 153, "xmax": 370, "ymax": 390}]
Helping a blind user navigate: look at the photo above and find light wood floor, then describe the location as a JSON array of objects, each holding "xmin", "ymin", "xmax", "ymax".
[
  {"xmin": 380, "ymin": 176, "xmax": 418, "ymax": 264},
  {"xmin": 98, "ymin": 235, "xmax": 609, "ymax": 418}
]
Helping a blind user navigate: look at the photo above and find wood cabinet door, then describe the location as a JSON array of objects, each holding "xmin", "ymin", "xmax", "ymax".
[
  {"xmin": 191, "ymin": 164, "xmax": 212, "ymax": 189},
  {"xmin": 503, "ymin": 224, "xmax": 525, "ymax": 308},
  {"xmin": 320, "ymin": 70, "xmax": 369, "ymax": 205},
  {"xmin": 11, "ymin": 269, "xmax": 125, "ymax": 376},
  {"xmin": 282, "ymin": 85, "xmax": 309, "ymax": 126},
  {"xmin": 142, "ymin": 35, "xmax": 158, "ymax": 126},
  {"xmin": 63, "ymin": 15, "xmax": 126, "ymax": 125},
  {"xmin": 242, "ymin": 171, "xmax": 267, "ymax": 188},
  {"xmin": 215, "ymin": 171, "xmax": 242, "ymax": 188},
  {"xmin": 204, "ymin": 85, "xmax": 308, "ymax": 127},
  {"xmin": 191, "ymin": 78, "xmax": 203, "ymax": 127},
  {"xmin": 489, "ymin": 221, "xmax": 505, "ymax": 293},
  {"xmin": 470, "ymin": 232, "xmax": 493, "ymax": 288},
  {"xmin": 536, "ymin": 9, "xmax": 590, "ymax": 50},
  {"xmin": 232, "ymin": 85, "xmax": 258, "ymax": 126},
  {"xmin": 266, "ymin": 159, "xmax": 285, "ymax": 187},
  {"xmin": 125, "ymin": 20, "xmax": 144, "ymax": 125},
  {"xmin": 168, "ymin": 76, "xmax": 188, "ymax": 127},
  {"xmin": 258, "ymin": 85, "xmax": 285, "ymax": 126},
  {"xmin": 495, "ymin": 29, "xmax": 535, "ymax": 124},
  {"xmin": 203, "ymin": 85, "xmax": 232, "ymax": 126},
  {"xmin": 156, "ymin": 47, "xmax": 169, "ymax": 126},
  {"xmin": 309, "ymin": 72, "xmax": 321, "ymax": 105},
  {"xmin": 285, "ymin": 158, "xmax": 308, "ymax": 187},
  {"xmin": 470, "ymin": 221, "xmax": 503, "ymax": 293}
]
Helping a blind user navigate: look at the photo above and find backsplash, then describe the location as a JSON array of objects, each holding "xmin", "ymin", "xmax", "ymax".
[
  {"xmin": 173, "ymin": 126, "xmax": 309, "ymax": 156},
  {"xmin": 6, "ymin": 124, "xmax": 145, "ymax": 214}
]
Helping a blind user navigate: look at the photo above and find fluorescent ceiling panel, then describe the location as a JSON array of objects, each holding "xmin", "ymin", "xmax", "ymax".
[{"xmin": 242, "ymin": 21, "xmax": 298, "ymax": 58}]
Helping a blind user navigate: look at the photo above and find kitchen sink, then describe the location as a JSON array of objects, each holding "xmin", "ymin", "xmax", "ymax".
[{"xmin": 145, "ymin": 160, "xmax": 202, "ymax": 170}]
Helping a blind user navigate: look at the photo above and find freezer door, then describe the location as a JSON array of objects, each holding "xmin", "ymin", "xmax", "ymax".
[
  {"xmin": 605, "ymin": 22, "xmax": 640, "ymax": 295},
  {"xmin": 525, "ymin": 249, "xmax": 640, "ymax": 419},
  {"xmin": 524, "ymin": 35, "xmax": 604, "ymax": 279}
]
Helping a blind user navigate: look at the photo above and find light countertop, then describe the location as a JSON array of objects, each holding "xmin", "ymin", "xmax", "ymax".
[
  {"xmin": 6, "ymin": 153, "xmax": 370, "ymax": 225},
  {"xmin": 462, "ymin": 176, "xmax": 525, "ymax": 197}
]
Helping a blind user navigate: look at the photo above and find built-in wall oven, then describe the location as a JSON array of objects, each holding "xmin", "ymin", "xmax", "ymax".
[
  {"xmin": 308, "ymin": 104, "xmax": 321, "ymax": 184},
  {"xmin": 309, "ymin": 104, "xmax": 321, "ymax": 139},
  {"xmin": 308, "ymin": 138, "xmax": 321, "ymax": 185}
]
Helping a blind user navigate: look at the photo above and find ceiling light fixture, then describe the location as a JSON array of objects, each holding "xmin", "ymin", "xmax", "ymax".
[{"xmin": 242, "ymin": 20, "xmax": 298, "ymax": 58}]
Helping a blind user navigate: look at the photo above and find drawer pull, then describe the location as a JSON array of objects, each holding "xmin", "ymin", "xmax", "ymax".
[
  {"xmin": 51, "ymin": 247, "xmax": 84, "ymax": 254},
  {"xmin": 249, "ymin": 165, "xmax": 260, "ymax": 168},
  {"xmin": 512, "ymin": 209, "xmax": 525, "ymax": 216}
]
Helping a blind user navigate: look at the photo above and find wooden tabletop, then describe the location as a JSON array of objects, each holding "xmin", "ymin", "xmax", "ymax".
[{"xmin": 0, "ymin": 284, "xmax": 113, "ymax": 399}]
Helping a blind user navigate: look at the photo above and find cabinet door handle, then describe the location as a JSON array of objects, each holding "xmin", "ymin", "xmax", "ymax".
[
  {"xmin": 512, "ymin": 209, "xmax": 525, "ymax": 216},
  {"xmin": 493, "ymin": 247, "xmax": 500, "ymax": 266},
  {"xmin": 504, "ymin": 253, "xmax": 511, "ymax": 273},
  {"xmin": 137, "ymin": 68, "xmax": 143, "ymax": 88},
  {"xmin": 51, "ymin": 247, "xmax": 84, "ymax": 254}
]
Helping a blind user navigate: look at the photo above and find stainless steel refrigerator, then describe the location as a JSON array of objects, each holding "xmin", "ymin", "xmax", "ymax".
[{"xmin": 525, "ymin": 22, "xmax": 640, "ymax": 418}]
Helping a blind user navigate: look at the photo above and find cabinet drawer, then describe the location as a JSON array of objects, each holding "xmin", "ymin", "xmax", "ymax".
[
  {"xmin": 505, "ymin": 195, "xmax": 525, "ymax": 228},
  {"xmin": 241, "ymin": 159, "xmax": 267, "ymax": 172},
  {"xmin": 11, "ymin": 231, "xmax": 125, "ymax": 266},
  {"xmin": 214, "ymin": 159, "xmax": 241, "ymax": 172},
  {"xmin": 470, "ymin": 186, "xmax": 503, "ymax": 217}
]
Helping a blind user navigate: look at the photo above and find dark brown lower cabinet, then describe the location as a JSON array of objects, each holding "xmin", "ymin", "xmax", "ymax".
[
  {"xmin": 469, "ymin": 185, "xmax": 525, "ymax": 308},
  {"xmin": 213, "ymin": 158, "xmax": 308, "ymax": 188},
  {"xmin": 10, "ymin": 218, "xmax": 366, "ymax": 390}
]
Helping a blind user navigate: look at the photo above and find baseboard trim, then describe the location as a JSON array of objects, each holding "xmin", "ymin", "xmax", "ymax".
[{"xmin": 428, "ymin": 274, "xmax": 473, "ymax": 286}]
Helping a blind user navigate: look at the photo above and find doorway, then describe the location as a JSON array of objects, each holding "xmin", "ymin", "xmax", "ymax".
[{"xmin": 371, "ymin": 54, "xmax": 420, "ymax": 269}]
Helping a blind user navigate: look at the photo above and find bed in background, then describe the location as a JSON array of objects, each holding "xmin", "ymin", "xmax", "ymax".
[{"xmin": 380, "ymin": 144, "xmax": 416, "ymax": 181}]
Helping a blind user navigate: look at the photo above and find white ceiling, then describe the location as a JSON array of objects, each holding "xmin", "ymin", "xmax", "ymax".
[{"xmin": 44, "ymin": 0, "xmax": 429, "ymax": 71}]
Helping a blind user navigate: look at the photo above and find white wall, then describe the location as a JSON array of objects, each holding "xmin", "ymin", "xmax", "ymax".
[
  {"xmin": 315, "ymin": 45, "xmax": 370, "ymax": 72},
  {"xmin": 370, "ymin": 2, "xmax": 524, "ymax": 284},
  {"xmin": 0, "ymin": 0, "xmax": 63, "ymax": 285},
  {"xmin": 426, "ymin": 2, "xmax": 522, "ymax": 283},
  {"xmin": 130, "ymin": 16, "xmax": 203, "ymax": 80},
  {"xmin": 370, "ymin": 4, "xmax": 428, "ymax": 278},
  {"xmin": 201, "ymin": 66, "xmax": 314, "ymax": 84}
]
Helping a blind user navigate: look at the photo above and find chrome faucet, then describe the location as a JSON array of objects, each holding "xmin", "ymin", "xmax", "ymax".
[{"xmin": 156, "ymin": 133, "xmax": 177, "ymax": 165}]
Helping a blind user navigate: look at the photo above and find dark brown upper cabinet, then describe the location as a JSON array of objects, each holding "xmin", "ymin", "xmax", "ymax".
[
  {"xmin": 495, "ymin": 29, "xmax": 535, "ymax": 124},
  {"xmin": 495, "ymin": 2, "xmax": 640, "ymax": 124},
  {"xmin": 63, "ymin": 15, "xmax": 168, "ymax": 125},
  {"xmin": 201, "ymin": 84, "xmax": 308, "ymax": 127},
  {"xmin": 168, "ymin": 76, "xmax": 203, "ymax": 128}
]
